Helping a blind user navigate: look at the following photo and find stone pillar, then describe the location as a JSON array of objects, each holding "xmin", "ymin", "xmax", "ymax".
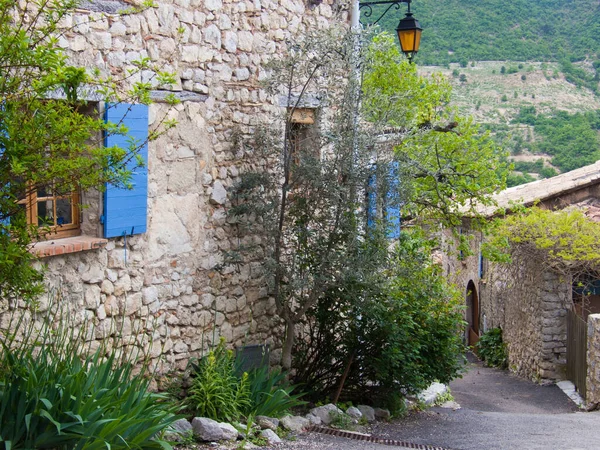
[{"xmin": 586, "ymin": 314, "xmax": 600, "ymax": 409}]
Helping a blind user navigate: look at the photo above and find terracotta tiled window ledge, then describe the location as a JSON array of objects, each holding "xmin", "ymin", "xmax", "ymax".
[{"xmin": 29, "ymin": 236, "xmax": 108, "ymax": 258}]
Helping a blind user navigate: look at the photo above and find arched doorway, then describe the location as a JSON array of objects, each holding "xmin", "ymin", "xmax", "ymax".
[{"xmin": 466, "ymin": 281, "xmax": 480, "ymax": 346}]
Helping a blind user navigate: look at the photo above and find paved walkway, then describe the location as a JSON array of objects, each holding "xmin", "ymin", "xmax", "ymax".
[
  {"xmin": 283, "ymin": 355, "xmax": 600, "ymax": 450},
  {"xmin": 370, "ymin": 356, "xmax": 599, "ymax": 450}
]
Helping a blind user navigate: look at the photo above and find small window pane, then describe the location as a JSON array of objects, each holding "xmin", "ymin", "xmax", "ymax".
[
  {"xmin": 38, "ymin": 185, "xmax": 50, "ymax": 198},
  {"xmin": 56, "ymin": 197, "xmax": 73, "ymax": 225},
  {"xmin": 37, "ymin": 200, "xmax": 54, "ymax": 226}
]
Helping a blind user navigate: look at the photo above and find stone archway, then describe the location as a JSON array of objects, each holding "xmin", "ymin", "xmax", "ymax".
[{"xmin": 466, "ymin": 280, "xmax": 480, "ymax": 346}]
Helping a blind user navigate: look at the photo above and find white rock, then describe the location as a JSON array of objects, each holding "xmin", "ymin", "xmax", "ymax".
[
  {"xmin": 142, "ymin": 286, "xmax": 159, "ymax": 305},
  {"xmin": 82, "ymin": 265, "xmax": 104, "ymax": 284},
  {"xmin": 260, "ymin": 429, "xmax": 282, "ymax": 444},
  {"xmin": 191, "ymin": 417, "xmax": 237, "ymax": 442},
  {"xmin": 417, "ymin": 382, "xmax": 448, "ymax": 406},
  {"xmin": 357, "ymin": 405, "xmax": 375, "ymax": 422},
  {"xmin": 84, "ymin": 284, "xmax": 101, "ymax": 309},
  {"xmin": 205, "ymin": 0, "xmax": 222, "ymax": 11},
  {"xmin": 204, "ymin": 24, "xmax": 221, "ymax": 48},
  {"xmin": 280, "ymin": 415, "xmax": 310, "ymax": 432},
  {"xmin": 309, "ymin": 404, "xmax": 343, "ymax": 425},
  {"xmin": 210, "ymin": 181, "xmax": 227, "ymax": 205},
  {"xmin": 101, "ymin": 279, "xmax": 114, "ymax": 295},
  {"xmin": 305, "ymin": 413, "xmax": 321, "ymax": 425},
  {"xmin": 238, "ymin": 31, "xmax": 253, "ymax": 51},
  {"xmin": 223, "ymin": 31, "xmax": 238, "ymax": 53},
  {"xmin": 235, "ymin": 68, "xmax": 250, "ymax": 80},
  {"xmin": 110, "ymin": 22, "xmax": 127, "ymax": 36},
  {"xmin": 346, "ymin": 406, "xmax": 362, "ymax": 419}
]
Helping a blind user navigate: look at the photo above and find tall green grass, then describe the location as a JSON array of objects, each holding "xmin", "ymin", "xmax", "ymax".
[
  {"xmin": 185, "ymin": 338, "xmax": 305, "ymax": 421},
  {"xmin": 0, "ymin": 300, "xmax": 179, "ymax": 449}
]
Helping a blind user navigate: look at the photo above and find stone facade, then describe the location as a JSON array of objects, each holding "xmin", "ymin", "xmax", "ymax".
[
  {"xmin": 2, "ymin": 0, "xmax": 349, "ymax": 375},
  {"xmin": 586, "ymin": 314, "xmax": 600, "ymax": 408},
  {"xmin": 441, "ymin": 227, "xmax": 570, "ymax": 382}
]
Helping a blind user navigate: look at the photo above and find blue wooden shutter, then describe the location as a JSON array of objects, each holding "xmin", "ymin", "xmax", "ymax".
[
  {"xmin": 385, "ymin": 161, "xmax": 401, "ymax": 239},
  {"xmin": 366, "ymin": 170, "xmax": 377, "ymax": 230},
  {"xmin": 478, "ymin": 250, "xmax": 484, "ymax": 278},
  {"xmin": 0, "ymin": 104, "xmax": 9, "ymax": 229},
  {"xmin": 103, "ymin": 103, "xmax": 148, "ymax": 238}
]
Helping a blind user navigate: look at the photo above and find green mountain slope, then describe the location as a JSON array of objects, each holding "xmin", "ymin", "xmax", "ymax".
[{"xmin": 376, "ymin": 0, "xmax": 600, "ymax": 65}]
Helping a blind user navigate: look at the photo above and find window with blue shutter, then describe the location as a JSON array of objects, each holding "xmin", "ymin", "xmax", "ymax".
[
  {"xmin": 0, "ymin": 104, "xmax": 9, "ymax": 229},
  {"xmin": 366, "ymin": 161, "xmax": 401, "ymax": 239},
  {"xmin": 102, "ymin": 103, "xmax": 149, "ymax": 238},
  {"xmin": 366, "ymin": 171, "xmax": 377, "ymax": 230},
  {"xmin": 385, "ymin": 161, "xmax": 401, "ymax": 239},
  {"xmin": 478, "ymin": 249, "xmax": 485, "ymax": 278}
]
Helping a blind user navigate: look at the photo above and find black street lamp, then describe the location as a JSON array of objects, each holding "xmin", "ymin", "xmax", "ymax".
[{"xmin": 358, "ymin": 0, "xmax": 422, "ymax": 62}]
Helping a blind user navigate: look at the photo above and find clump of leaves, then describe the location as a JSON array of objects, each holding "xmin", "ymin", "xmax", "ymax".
[
  {"xmin": 293, "ymin": 230, "xmax": 466, "ymax": 414},
  {"xmin": 186, "ymin": 338, "xmax": 251, "ymax": 422},
  {"xmin": 484, "ymin": 206, "xmax": 600, "ymax": 269},
  {"xmin": 243, "ymin": 365, "xmax": 305, "ymax": 418},
  {"xmin": 183, "ymin": 339, "xmax": 305, "ymax": 422},
  {"xmin": 434, "ymin": 388, "xmax": 455, "ymax": 405},
  {"xmin": 328, "ymin": 410, "xmax": 355, "ymax": 430},
  {"xmin": 0, "ymin": 304, "xmax": 178, "ymax": 449},
  {"xmin": 476, "ymin": 327, "xmax": 508, "ymax": 369}
]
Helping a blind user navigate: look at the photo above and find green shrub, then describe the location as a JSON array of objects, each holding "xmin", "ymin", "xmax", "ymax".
[
  {"xmin": 476, "ymin": 327, "xmax": 508, "ymax": 369},
  {"xmin": 244, "ymin": 365, "xmax": 305, "ymax": 418},
  {"xmin": 293, "ymin": 231, "xmax": 466, "ymax": 413},
  {"xmin": 186, "ymin": 338, "xmax": 251, "ymax": 421},
  {"xmin": 0, "ymin": 307, "xmax": 178, "ymax": 449}
]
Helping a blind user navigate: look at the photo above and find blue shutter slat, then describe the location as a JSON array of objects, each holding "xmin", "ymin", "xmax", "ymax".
[
  {"xmin": 386, "ymin": 161, "xmax": 401, "ymax": 239},
  {"xmin": 367, "ymin": 171, "xmax": 376, "ymax": 230},
  {"xmin": 103, "ymin": 103, "xmax": 149, "ymax": 238},
  {"xmin": 0, "ymin": 104, "xmax": 9, "ymax": 229}
]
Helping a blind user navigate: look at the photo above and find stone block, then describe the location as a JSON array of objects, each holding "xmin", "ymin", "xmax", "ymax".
[
  {"xmin": 210, "ymin": 181, "xmax": 227, "ymax": 205},
  {"xmin": 280, "ymin": 415, "xmax": 309, "ymax": 432},
  {"xmin": 260, "ymin": 429, "xmax": 282, "ymax": 444},
  {"xmin": 309, "ymin": 404, "xmax": 343, "ymax": 425}
]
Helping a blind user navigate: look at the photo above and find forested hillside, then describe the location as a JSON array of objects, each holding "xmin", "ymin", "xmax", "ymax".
[
  {"xmin": 372, "ymin": 0, "xmax": 600, "ymax": 186},
  {"xmin": 378, "ymin": 0, "xmax": 600, "ymax": 66}
]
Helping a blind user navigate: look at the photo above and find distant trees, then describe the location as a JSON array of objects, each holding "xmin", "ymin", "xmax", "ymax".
[
  {"xmin": 512, "ymin": 108, "xmax": 600, "ymax": 172},
  {"xmin": 376, "ymin": 0, "xmax": 600, "ymax": 66}
]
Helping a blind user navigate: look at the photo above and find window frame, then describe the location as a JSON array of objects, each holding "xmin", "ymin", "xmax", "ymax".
[{"xmin": 18, "ymin": 183, "xmax": 81, "ymax": 239}]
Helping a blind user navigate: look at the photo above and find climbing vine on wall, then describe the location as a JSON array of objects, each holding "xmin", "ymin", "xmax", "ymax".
[{"xmin": 484, "ymin": 206, "xmax": 600, "ymax": 282}]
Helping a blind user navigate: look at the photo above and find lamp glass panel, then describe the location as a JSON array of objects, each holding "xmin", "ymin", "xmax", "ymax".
[
  {"xmin": 398, "ymin": 29, "xmax": 417, "ymax": 53},
  {"xmin": 413, "ymin": 29, "xmax": 422, "ymax": 52}
]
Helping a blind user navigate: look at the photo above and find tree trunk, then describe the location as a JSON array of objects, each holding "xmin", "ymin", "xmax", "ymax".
[{"xmin": 281, "ymin": 318, "xmax": 296, "ymax": 371}]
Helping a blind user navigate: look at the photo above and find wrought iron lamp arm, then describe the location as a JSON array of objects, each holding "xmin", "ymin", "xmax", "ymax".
[{"xmin": 358, "ymin": 0, "xmax": 411, "ymax": 26}]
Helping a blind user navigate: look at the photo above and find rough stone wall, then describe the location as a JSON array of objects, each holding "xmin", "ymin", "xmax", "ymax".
[
  {"xmin": 438, "ymin": 226, "xmax": 485, "ymax": 337},
  {"xmin": 501, "ymin": 268, "xmax": 569, "ymax": 380},
  {"xmin": 2, "ymin": 0, "xmax": 349, "ymax": 375},
  {"xmin": 442, "ymin": 227, "xmax": 570, "ymax": 381},
  {"xmin": 586, "ymin": 314, "xmax": 600, "ymax": 408}
]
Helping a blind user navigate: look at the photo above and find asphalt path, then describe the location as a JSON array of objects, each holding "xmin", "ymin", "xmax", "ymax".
[{"xmin": 285, "ymin": 355, "xmax": 600, "ymax": 450}]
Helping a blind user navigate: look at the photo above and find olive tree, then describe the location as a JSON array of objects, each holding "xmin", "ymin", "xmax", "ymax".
[{"xmin": 229, "ymin": 29, "xmax": 506, "ymax": 375}]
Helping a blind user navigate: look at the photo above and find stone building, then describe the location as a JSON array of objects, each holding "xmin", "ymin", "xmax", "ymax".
[
  {"xmin": 6, "ymin": 0, "xmax": 349, "ymax": 375},
  {"xmin": 441, "ymin": 160, "xmax": 600, "ymax": 406}
]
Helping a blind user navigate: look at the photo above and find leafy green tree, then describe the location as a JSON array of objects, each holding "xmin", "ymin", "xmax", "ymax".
[
  {"xmin": 376, "ymin": 0, "xmax": 600, "ymax": 67},
  {"xmin": 484, "ymin": 206, "xmax": 600, "ymax": 289},
  {"xmin": 230, "ymin": 30, "xmax": 505, "ymax": 374},
  {"xmin": 0, "ymin": 0, "xmax": 176, "ymax": 303},
  {"xmin": 294, "ymin": 231, "xmax": 465, "ymax": 409},
  {"xmin": 362, "ymin": 35, "xmax": 507, "ymax": 226}
]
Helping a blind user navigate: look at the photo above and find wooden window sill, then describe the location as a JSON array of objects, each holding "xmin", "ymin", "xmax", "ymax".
[{"xmin": 29, "ymin": 236, "xmax": 108, "ymax": 258}]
